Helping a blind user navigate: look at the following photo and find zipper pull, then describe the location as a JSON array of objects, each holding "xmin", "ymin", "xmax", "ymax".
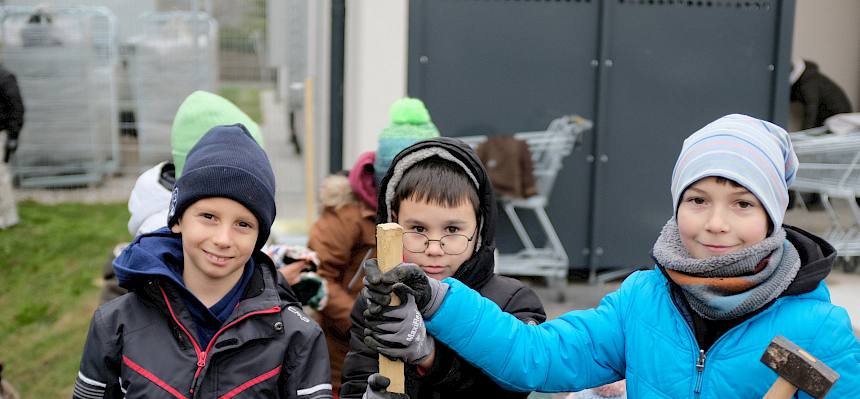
[
  {"xmin": 197, "ymin": 351, "xmax": 206, "ymax": 367},
  {"xmin": 696, "ymin": 349, "xmax": 706, "ymax": 371}
]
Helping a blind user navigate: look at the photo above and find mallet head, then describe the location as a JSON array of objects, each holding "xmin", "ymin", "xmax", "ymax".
[{"xmin": 760, "ymin": 335, "xmax": 839, "ymax": 398}]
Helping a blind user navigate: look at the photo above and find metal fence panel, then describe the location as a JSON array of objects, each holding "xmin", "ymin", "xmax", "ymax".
[
  {"xmin": 2, "ymin": 6, "xmax": 119, "ymax": 187},
  {"xmin": 128, "ymin": 11, "xmax": 217, "ymax": 168}
]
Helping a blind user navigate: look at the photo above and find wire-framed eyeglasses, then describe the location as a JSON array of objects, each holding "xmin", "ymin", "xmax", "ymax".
[{"xmin": 403, "ymin": 228, "xmax": 477, "ymax": 255}]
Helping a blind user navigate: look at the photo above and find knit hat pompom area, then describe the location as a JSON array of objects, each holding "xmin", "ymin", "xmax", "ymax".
[
  {"xmin": 671, "ymin": 114, "xmax": 798, "ymax": 228},
  {"xmin": 171, "ymin": 90, "xmax": 265, "ymax": 178},
  {"xmin": 389, "ymin": 97, "xmax": 432, "ymax": 125},
  {"xmin": 167, "ymin": 124, "xmax": 276, "ymax": 250},
  {"xmin": 374, "ymin": 97, "xmax": 441, "ymax": 184}
]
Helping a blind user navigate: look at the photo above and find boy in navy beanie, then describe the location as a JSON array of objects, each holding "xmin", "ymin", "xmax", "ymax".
[{"xmin": 74, "ymin": 125, "xmax": 333, "ymax": 398}]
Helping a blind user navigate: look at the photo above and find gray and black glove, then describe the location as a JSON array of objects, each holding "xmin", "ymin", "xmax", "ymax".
[
  {"xmin": 362, "ymin": 259, "xmax": 448, "ymax": 318},
  {"xmin": 363, "ymin": 286, "xmax": 434, "ymax": 364},
  {"xmin": 361, "ymin": 374, "xmax": 410, "ymax": 399}
]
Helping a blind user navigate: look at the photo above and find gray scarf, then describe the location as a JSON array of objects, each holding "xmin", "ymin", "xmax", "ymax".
[{"xmin": 652, "ymin": 219, "xmax": 801, "ymax": 320}]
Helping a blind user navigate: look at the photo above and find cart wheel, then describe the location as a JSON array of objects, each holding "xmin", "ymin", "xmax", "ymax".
[{"xmin": 845, "ymin": 258, "xmax": 859, "ymax": 273}]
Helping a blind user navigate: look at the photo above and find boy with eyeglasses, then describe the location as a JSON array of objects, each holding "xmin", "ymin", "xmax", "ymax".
[{"xmin": 339, "ymin": 138, "xmax": 546, "ymax": 399}]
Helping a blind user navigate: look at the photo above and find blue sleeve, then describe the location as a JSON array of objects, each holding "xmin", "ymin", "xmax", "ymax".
[{"xmin": 426, "ymin": 274, "xmax": 640, "ymax": 393}]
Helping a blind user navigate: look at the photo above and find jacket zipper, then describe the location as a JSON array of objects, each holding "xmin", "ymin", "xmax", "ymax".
[
  {"xmin": 665, "ymin": 278, "xmax": 787, "ymax": 397},
  {"xmin": 158, "ymin": 285, "xmax": 281, "ymax": 397},
  {"xmin": 694, "ymin": 349, "xmax": 706, "ymax": 394}
]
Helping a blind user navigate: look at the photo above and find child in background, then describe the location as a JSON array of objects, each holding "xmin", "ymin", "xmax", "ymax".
[
  {"xmin": 362, "ymin": 114, "xmax": 860, "ymax": 397},
  {"xmin": 75, "ymin": 125, "xmax": 331, "ymax": 398},
  {"xmin": 340, "ymin": 137, "xmax": 546, "ymax": 398}
]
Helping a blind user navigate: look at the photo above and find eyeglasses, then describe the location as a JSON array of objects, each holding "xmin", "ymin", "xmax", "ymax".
[{"xmin": 403, "ymin": 229, "xmax": 477, "ymax": 255}]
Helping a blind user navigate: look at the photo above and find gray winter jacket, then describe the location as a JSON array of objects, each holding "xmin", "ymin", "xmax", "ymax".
[{"xmin": 74, "ymin": 250, "xmax": 332, "ymax": 399}]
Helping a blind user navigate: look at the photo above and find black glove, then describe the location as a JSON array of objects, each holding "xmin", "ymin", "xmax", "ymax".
[
  {"xmin": 363, "ymin": 285, "xmax": 434, "ymax": 364},
  {"xmin": 362, "ymin": 259, "xmax": 448, "ymax": 319},
  {"xmin": 361, "ymin": 373, "xmax": 410, "ymax": 399},
  {"xmin": 3, "ymin": 138, "xmax": 17, "ymax": 163}
]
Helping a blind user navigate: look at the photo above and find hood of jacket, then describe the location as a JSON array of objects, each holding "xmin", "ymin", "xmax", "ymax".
[
  {"xmin": 127, "ymin": 162, "xmax": 175, "ymax": 237},
  {"xmin": 376, "ymin": 137, "xmax": 497, "ymax": 289},
  {"xmin": 348, "ymin": 151, "xmax": 378, "ymax": 210},
  {"xmin": 114, "ymin": 227, "xmax": 187, "ymax": 290},
  {"xmin": 781, "ymin": 224, "xmax": 835, "ymax": 296}
]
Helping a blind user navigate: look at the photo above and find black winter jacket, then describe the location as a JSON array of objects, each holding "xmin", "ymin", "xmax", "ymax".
[
  {"xmin": 0, "ymin": 64, "xmax": 24, "ymax": 140},
  {"xmin": 790, "ymin": 60, "xmax": 853, "ymax": 130},
  {"xmin": 340, "ymin": 137, "xmax": 547, "ymax": 399},
  {"xmin": 75, "ymin": 235, "xmax": 332, "ymax": 399}
]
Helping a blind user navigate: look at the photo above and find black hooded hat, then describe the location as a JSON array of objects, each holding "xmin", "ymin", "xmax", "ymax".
[{"xmin": 376, "ymin": 137, "xmax": 497, "ymax": 289}]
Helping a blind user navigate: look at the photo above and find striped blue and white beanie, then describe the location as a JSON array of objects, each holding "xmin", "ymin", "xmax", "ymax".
[{"xmin": 671, "ymin": 114, "xmax": 798, "ymax": 228}]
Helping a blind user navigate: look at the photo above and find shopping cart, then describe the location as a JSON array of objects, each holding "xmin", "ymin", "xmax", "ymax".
[
  {"xmin": 790, "ymin": 128, "xmax": 860, "ymax": 271},
  {"xmin": 458, "ymin": 115, "xmax": 592, "ymax": 300}
]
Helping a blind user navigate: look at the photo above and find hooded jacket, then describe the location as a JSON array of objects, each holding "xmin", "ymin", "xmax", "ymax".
[
  {"xmin": 423, "ymin": 226, "xmax": 860, "ymax": 398},
  {"xmin": 340, "ymin": 137, "xmax": 547, "ymax": 399},
  {"xmin": 790, "ymin": 60, "xmax": 853, "ymax": 130},
  {"xmin": 75, "ymin": 230, "xmax": 333, "ymax": 399}
]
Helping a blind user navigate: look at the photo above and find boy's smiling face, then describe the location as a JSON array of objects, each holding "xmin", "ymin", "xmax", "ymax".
[
  {"xmin": 171, "ymin": 197, "xmax": 259, "ymax": 286},
  {"xmin": 677, "ymin": 176, "xmax": 769, "ymax": 259},
  {"xmin": 396, "ymin": 197, "xmax": 478, "ymax": 281}
]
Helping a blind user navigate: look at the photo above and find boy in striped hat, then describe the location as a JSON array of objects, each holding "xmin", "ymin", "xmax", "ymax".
[{"xmin": 359, "ymin": 114, "xmax": 860, "ymax": 397}]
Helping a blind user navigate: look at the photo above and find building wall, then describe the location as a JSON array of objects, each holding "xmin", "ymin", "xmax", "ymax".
[{"xmin": 342, "ymin": 0, "xmax": 408, "ymax": 168}]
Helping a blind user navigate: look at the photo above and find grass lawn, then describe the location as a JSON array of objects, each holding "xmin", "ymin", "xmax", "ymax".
[
  {"xmin": 0, "ymin": 201, "xmax": 130, "ymax": 398},
  {"xmin": 219, "ymin": 86, "xmax": 263, "ymax": 124}
]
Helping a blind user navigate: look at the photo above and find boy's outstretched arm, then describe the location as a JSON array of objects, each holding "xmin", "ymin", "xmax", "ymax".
[
  {"xmin": 364, "ymin": 263, "xmax": 632, "ymax": 393},
  {"xmin": 74, "ymin": 308, "xmax": 123, "ymax": 399},
  {"xmin": 413, "ymin": 284, "xmax": 546, "ymax": 395},
  {"xmin": 425, "ymin": 277, "xmax": 628, "ymax": 392}
]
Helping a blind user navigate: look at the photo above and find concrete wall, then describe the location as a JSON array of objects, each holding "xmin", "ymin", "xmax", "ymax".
[
  {"xmin": 342, "ymin": 0, "xmax": 408, "ymax": 168},
  {"xmin": 792, "ymin": 0, "xmax": 860, "ymax": 119}
]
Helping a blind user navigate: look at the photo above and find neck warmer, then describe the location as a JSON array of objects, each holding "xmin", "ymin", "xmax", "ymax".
[{"xmin": 652, "ymin": 219, "xmax": 801, "ymax": 320}]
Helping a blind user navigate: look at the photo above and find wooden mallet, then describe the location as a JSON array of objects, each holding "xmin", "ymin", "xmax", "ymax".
[
  {"xmin": 760, "ymin": 335, "xmax": 839, "ymax": 398},
  {"xmin": 375, "ymin": 223, "xmax": 406, "ymax": 393}
]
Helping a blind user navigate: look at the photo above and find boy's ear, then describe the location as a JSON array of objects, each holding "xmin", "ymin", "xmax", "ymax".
[{"xmin": 170, "ymin": 223, "xmax": 181, "ymax": 234}]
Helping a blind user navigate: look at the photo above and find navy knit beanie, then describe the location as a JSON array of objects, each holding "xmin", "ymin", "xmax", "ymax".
[{"xmin": 167, "ymin": 124, "xmax": 276, "ymax": 250}]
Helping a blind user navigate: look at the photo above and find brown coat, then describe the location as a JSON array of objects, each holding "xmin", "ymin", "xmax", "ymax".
[
  {"xmin": 475, "ymin": 136, "xmax": 537, "ymax": 198},
  {"xmin": 307, "ymin": 175, "xmax": 376, "ymax": 392}
]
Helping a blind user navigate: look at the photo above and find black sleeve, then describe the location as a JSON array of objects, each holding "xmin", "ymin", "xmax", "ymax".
[
  {"xmin": 281, "ymin": 320, "xmax": 333, "ymax": 399},
  {"xmin": 339, "ymin": 299, "xmax": 379, "ymax": 399},
  {"xmin": 413, "ymin": 284, "xmax": 547, "ymax": 397},
  {"xmin": 797, "ymin": 81, "xmax": 821, "ymax": 130},
  {"xmin": 0, "ymin": 72, "xmax": 24, "ymax": 139},
  {"xmin": 74, "ymin": 307, "xmax": 124, "ymax": 399}
]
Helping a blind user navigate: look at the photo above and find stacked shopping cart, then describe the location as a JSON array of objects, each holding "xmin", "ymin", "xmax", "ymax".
[
  {"xmin": 791, "ymin": 128, "xmax": 860, "ymax": 271},
  {"xmin": 458, "ymin": 115, "xmax": 592, "ymax": 300}
]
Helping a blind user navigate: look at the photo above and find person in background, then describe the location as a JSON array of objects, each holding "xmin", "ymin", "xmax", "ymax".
[{"xmin": 0, "ymin": 62, "xmax": 24, "ymax": 229}]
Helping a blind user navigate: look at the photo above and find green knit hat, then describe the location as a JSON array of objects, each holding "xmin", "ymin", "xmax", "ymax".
[
  {"xmin": 171, "ymin": 90, "xmax": 265, "ymax": 177},
  {"xmin": 373, "ymin": 98, "xmax": 440, "ymax": 183}
]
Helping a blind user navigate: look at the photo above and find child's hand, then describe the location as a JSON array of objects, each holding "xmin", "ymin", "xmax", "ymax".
[
  {"xmin": 291, "ymin": 272, "xmax": 328, "ymax": 311},
  {"xmin": 362, "ymin": 286, "xmax": 435, "ymax": 365},
  {"xmin": 278, "ymin": 260, "xmax": 307, "ymax": 285},
  {"xmin": 361, "ymin": 373, "xmax": 410, "ymax": 399},
  {"xmin": 362, "ymin": 260, "xmax": 448, "ymax": 318}
]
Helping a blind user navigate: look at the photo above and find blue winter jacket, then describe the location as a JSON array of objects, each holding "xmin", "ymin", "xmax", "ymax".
[{"xmin": 426, "ymin": 270, "xmax": 860, "ymax": 398}]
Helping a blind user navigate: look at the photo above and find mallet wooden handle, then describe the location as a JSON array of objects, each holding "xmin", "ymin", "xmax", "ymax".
[
  {"xmin": 763, "ymin": 376, "xmax": 798, "ymax": 399},
  {"xmin": 376, "ymin": 223, "xmax": 405, "ymax": 393}
]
